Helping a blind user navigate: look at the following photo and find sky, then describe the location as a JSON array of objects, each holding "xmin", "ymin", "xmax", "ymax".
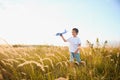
[{"xmin": 0, "ymin": 0, "xmax": 120, "ymax": 46}]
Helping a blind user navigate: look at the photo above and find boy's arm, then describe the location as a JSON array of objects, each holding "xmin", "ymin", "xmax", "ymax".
[
  {"xmin": 74, "ymin": 44, "xmax": 81, "ymax": 54},
  {"xmin": 60, "ymin": 34, "xmax": 67, "ymax": 42}
]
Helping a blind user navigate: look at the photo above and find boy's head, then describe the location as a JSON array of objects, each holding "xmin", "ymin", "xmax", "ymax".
[{"xmin": 72, "ymin": 28, "xmax": 79, "ymax": 37}]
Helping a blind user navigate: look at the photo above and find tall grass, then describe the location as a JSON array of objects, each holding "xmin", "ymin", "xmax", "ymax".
[{"xmin": 0, "ymin": 39, "xmax": 120, "ymax": 80}]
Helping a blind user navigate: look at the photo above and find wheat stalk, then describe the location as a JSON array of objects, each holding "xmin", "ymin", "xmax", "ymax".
[
  {"xmin": 42, "ymin": 58, "xmax": 54, "ymax": 68},
  {"xmin": 17, "ymin": 61, "xmax": 45, "ymax": 72},
  {"xmin": 56, "ymin": 62, "xmax": 63, "ymax": 67}
]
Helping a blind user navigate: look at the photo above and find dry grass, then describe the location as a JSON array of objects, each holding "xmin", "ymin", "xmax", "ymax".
[{"xmin": 0, "ymin": 40, "xmax": 120, "ymax": 80}]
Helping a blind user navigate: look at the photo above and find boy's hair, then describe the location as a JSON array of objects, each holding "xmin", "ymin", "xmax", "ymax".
[{"xmin": 72, "ymin": 28, "xmax": 79, "ymax": 34}]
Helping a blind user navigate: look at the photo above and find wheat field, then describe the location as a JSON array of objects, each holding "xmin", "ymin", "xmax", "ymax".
[{"xmin": 0, "ymin": 40, "xmax": 120, "ymax": 80}]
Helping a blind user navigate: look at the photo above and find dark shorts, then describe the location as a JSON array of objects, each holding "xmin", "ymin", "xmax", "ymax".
[{"xmin": 70, "ymin": 52, "xmax": 81, "ymax": 62}]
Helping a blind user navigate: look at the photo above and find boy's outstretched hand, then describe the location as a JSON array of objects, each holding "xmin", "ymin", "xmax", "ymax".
[
  {"xmin": 60, "ymin": 34, "xmax": 67, "ymax": 42},
  {"xmin": 60, "ymin": 34, "xmax": 62, "ymax": 36}
]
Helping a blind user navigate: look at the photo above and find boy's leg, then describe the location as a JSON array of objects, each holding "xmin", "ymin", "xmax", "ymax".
[
  {"xmin": 75, "ymin": 53, "xmax": 86, "ymax": 66},
  {"xmin": 74, "ymin": 53, "xmax": 81, "ymax": 66},
  {"xmin": 74, "ymin": 53, "xmax": 81, "ymax": 63},
  {"xmin": 70, "ymin": 52, "xmax": 74, "ymax": 67}
]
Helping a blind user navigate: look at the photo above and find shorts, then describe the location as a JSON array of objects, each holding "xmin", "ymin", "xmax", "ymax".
[{"xmin": 70, "ymin": 52, "xmax": 81, "ymax": 62}]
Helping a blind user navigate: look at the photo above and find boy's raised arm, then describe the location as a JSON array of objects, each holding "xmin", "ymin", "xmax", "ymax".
[{"xmin": 60, "ymin": 34, "xmax": 67, "ymax": 42}]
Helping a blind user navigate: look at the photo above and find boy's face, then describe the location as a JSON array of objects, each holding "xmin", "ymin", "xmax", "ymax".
[{"xmin": 72, "ymin": 30, "xmax": 77, "ymax": 37}]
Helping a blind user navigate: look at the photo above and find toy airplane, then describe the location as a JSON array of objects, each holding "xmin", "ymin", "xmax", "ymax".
[{"xmin": 56, "ymin": 29, "xmax": 67, "ymax": 36}]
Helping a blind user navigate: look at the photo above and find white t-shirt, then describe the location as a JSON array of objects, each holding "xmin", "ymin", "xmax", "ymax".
[{"xmin": 67, "ymin": 37, "xmax": 81, "ymax": 53}]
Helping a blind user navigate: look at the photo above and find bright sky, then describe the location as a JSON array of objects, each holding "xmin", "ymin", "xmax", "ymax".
[{"xmin": 0, "ymin": 0, "xmax": 120, "ymax": 46}]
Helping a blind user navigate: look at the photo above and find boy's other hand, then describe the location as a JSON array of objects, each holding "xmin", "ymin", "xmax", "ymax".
[{"xmin": 74, "ymin": 51, "xmax": 78, "ymax": 54}]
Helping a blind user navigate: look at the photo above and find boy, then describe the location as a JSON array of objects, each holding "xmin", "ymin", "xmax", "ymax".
[{"xmin": 60, "ymin": 28, "xmax": 85, "ymax": 66}]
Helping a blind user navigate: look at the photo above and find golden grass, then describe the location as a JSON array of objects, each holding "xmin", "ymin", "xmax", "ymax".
[{"xmin": 0, "ymin": 41, "xmax": 120, "ymax": 80}]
